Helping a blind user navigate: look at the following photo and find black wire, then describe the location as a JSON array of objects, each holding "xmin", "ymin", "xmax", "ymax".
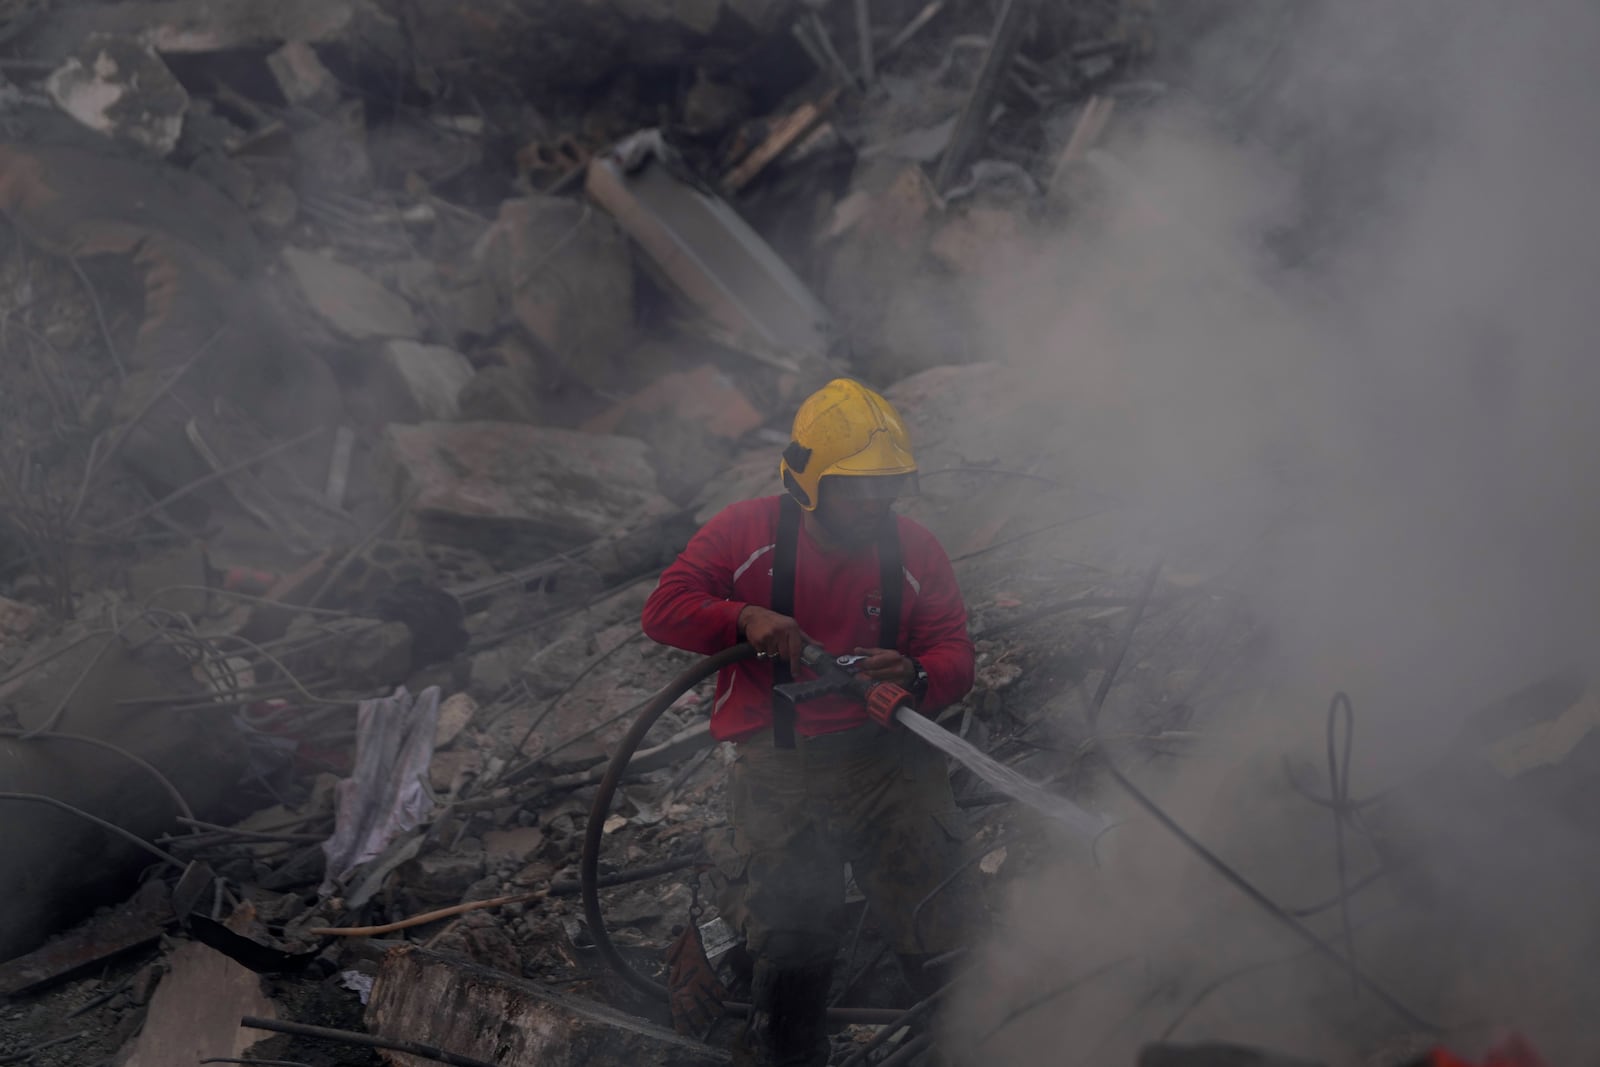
[
  {"xmin": 909, "ymin": 830, "xmax": 1028, "ymax": 952},
  {"xmin": 1158, "ymin": 943, "xmax": 1314, "ymax": 1040},
  {"xmin": 971, "ymin": 956, "xmax": 1135, "ymax": 1047},
  {"xmin": 1085, "ymin": 566, "xmax": 1441, "ymax": 1034},
  {"xmin": 1281, "ymin": 756, "xmax": 1389, "ymax": 812},
  {"xmin": 1326, "ymin": 691, "xmax": 1358, "ymax": 995},
  {"xmin": 1287, "ymin": 868, "xmax": 1386, "ymax": 919}
]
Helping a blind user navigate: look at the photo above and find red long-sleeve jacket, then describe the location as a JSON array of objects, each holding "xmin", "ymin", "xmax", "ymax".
[{"xmin": 642, "ymin": 495, "xmax": 975, "ymax": 742}]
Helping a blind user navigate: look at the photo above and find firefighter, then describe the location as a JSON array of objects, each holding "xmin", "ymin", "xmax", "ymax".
[{"xmin": 642, "ymin": 378, "xmax": 978, "ymax": 1066}]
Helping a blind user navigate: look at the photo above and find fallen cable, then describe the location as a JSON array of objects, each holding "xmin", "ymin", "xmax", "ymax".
[
  {"xmin": 0, "ymin": 792, "xmax": 183, "ymax": 868},
  {"xmin": 909, "ymin": 830, "xmax": 1028, "ymax": 953},
  {"xmin": 1083, "ymin": 566, "xmax": 1442, "ymax": 1034},
  {"xmin": 508, "ymin": 629, "xmax": 649, "ymax": 768},
  {"xmin": 93, "ymin": 426, "xmax": 325, "ymax": 537},
  {"xmin": 0, "ymin": 726, "xmax": 194, "ymax": 820},
  {"xmin": 67, "ymin": 325, "xmax": 226, "ymax": 525},
  {"xmin": 19, "ymin": 605, "xmax": 126, "ymax": 738},
  {"xmin": 1325, "ymin": 691, "xmax": 1358, "ymax": 994},
  {"xmin": 238, "ymin": 1017, "xmax": 498, "ymax": 1067},
  {"xmin": 972, "ymin": 955, "xmax": 1133, "ymax": 1047}
]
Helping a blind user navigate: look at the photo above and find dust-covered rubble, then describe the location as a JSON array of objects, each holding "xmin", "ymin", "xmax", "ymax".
[{"xmin": 0, "ymin": 2, "xmax": 1553, "ymax": 1067}]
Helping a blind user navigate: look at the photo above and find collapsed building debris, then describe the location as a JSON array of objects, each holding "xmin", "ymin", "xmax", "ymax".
[{"xmin": 3, "ymin": 2, "xmax": 1572, "ymax": 1066}]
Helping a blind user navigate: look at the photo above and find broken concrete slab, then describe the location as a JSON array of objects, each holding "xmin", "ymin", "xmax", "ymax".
[
  {"xmin": 0, "ymin": 141, "xmax": 342, "ymax": 508},
  {"xmin": 0, "ymin": 881, "xmax": 168, "ymax": 997},
  {"xmin": 455, "ymin": 364, "xmax": 540, "ymax": 423},
  {"xmin": 45, "ymin": 37, "xmax": 189, "ymax": 157},
  {"xmin": 434, "ymin": 692, "xmax": 478, "ymax": 750},
  {"xmin": 23, "ymin": 0, "xmax": 390, "ymax": 59},
  {"xmin": 928, "ymin": 205, "xmax": 1030, "ymax": 276},
  {"xmin": 379, "ymin": 421, "xmax": 674, "ymax": 563},
  {"xmin": 483, "ymin": 827, "xmax": 544, "ymax": 865},
  {"xmin": 586, "ymin": 130, "xmax": 837, "ymax": 369},
  {"xmin": 582, "ymin": 364, "xmax": 763, "ymax": 441},
  {"xmin": 267, "ymin": 40, "xmax": 339, "ymax": 109},
  {"xmin": 367, "ymin": 945, "xmax": 729, "ymax": 1066},
  {"xmin": 283, "ymin": 246, "xmax": 419, "ymax": 341},
  {"xmin": 378, "ymin": 340, "xmax": 476, "ymax": 422},
  {"xmin": 120, "ymin": 940, "xmax": 280, "ymax": 1067},
  {"xmin": 474, "ymin": 195, "xmax": 635, "ymax": 394},
  {"xmin": 405, "ymin": 848, "xmax": 487, "ymax": 905}
]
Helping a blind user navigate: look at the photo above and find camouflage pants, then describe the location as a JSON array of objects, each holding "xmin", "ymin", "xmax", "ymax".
[{"xmin": 709, "ymin": 721, "xmax": 976, "ymax": 970}]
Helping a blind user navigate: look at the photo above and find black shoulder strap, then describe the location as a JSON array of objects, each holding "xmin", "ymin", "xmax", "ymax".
[
  {"xmin": 769, "ymin": 495, "xmax": 801, "ymax": 748},
  {"xmin": 878, "ymin": 516, "xmax": 902, "ymax": 651}
]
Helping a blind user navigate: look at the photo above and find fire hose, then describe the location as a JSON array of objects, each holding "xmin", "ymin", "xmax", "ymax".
[{"xmin": 579, "ymin": 642, "xmax": 911, "ymax": 1024}]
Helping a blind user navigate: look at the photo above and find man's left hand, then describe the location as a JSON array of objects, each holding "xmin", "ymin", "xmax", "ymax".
[{"xmin": 851, "ymin": 647, "xmax": 915, "ymax": 686}]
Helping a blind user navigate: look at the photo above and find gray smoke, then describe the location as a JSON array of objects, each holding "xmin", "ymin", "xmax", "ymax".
[{"xmin": 944, "ymin": 0, "xmax": 1600, "ymax": 1062}]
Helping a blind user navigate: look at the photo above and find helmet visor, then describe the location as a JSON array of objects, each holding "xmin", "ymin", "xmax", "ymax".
[{"xmin": 819, "ymin": 471, "xmax": 918, "ymax": 502}]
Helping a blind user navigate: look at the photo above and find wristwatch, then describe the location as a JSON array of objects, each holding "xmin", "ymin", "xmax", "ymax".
[{"xmin": 907, "ymin": 658, "xmax": 930, "ymax": 704}]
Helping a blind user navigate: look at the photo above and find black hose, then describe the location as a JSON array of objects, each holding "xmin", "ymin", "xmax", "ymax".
[
  {"xmin": 582, "ymin": 643, "xmax": 753, "ymax": 1000},
  {"xmin": 579, "ymin": 642, "xmax": 908, "ymax": 1025}
]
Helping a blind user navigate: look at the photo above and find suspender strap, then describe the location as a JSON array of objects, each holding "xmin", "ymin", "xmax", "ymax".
[
  {"xmin": 768, "ymin": 496, "xmax": 903, "ymax": 748},
  {"xmin": 769, "ymin": 495, "xmax": 801, "ymax": 749},
  {"xmin": 877, "ymin": 517, "xmax": 902, "ymax": 651}
]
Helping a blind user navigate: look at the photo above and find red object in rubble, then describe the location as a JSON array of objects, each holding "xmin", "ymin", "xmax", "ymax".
[{"xmin": 1428, "ymin": 1034, "xmax": 1546, "ymax": 1067}]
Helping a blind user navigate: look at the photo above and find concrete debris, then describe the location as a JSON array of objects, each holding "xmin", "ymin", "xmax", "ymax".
[
  {"xmin": 266, "ymin": 40, "xmax": 339, "ymax": 110},
  {"xmin": 475, "ymin": 195, "xmax": 635, "ymax": 393},
  {"xmin": 0, "ymin": 3, "xmax": 1234, "ymax": 1065},
  {"xmin": 0, "ymin": 627, "xmax": 244, "ymax": 962},
  {"xmin": 45, "ymin": 37, "xmax": 189, "ymax": 157},
  {"xmin": 120, "ymin": 940, "xmax": 281, "ymax": 1067},
  {"xmin": 583, "ymin": 363, "xmax": 764, "ymax": 441},
  {"xmin": 282, "ymin": 246, "xmax": 420, "ymax": 341},
  {"xmin": 586, "ymin": 130, "xmax": 837, "ymax": 368},
  {"xmin": 377, "ymin": 340, "xmax": 476, "ymax": 422},
  {"xmin": 23, "ymin": 0, "xmax": 389, "ymax": 59},
  {"xmin": 379, "ymin": 421, "xmax": 673, "ymax": 563},
  {"xmin": 284, "ymin": 616, "xmax": 415, "ymax": 690},
  {"xmin": 0, "ymin": 881, "xmax": 168, "ymax": 998},
  {"xmin": 404, "ymin": 847, "xmax": 486, "ymax": 905},
  {"xmin": 434, "ymin": 691, "xmax": 479, "ymax": 749},
  {"xmin": 367, "ymin": 945, "xmax": 730, "ymax": 1067},
  {"xmin": 928, "ymin": 204, "xmax": 1030, "ymax": 275},
  {"xmin": 484, "ymin": 826, "xmax": 545, "ymax": 865}
]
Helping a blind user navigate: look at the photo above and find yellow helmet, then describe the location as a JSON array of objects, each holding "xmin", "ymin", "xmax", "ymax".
[{"xmin": 780, "ymin": 379, "xmax": 917, "ymax": 511}]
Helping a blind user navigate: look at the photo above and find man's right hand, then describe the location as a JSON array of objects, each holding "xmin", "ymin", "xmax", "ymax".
[{"xmin": 737, "ymin": 606, "xmax": 812, "ymax": 673}]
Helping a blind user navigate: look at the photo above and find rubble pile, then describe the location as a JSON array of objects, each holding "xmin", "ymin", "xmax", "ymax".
[{"xmin": 0, "ymin": 3, "xmax": 1541, "ymax": 1067}]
